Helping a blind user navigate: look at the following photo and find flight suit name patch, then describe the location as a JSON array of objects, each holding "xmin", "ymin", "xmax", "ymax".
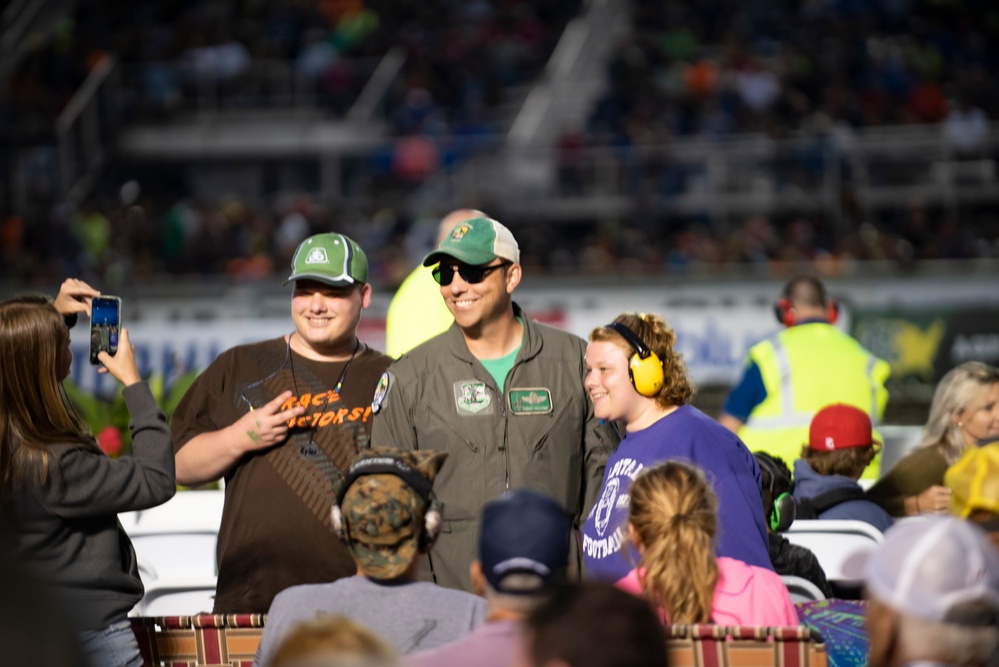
[{"xmin": 508, "ymin": 388, "xmax": 553, "ymax": 415}]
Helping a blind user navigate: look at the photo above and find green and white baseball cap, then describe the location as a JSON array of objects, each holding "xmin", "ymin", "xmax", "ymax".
[
  {"xmin": 286, "ymin": 233, "xmax": 368, "ymax": 286},
  {"xmin": 423, "ymin": 216, "xmax": 520, "ymax": 267}
]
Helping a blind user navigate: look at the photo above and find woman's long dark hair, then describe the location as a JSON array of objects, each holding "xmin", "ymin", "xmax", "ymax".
[{"xmin": 0, "ymin": 297, "xmax": 96, "ymax": 502}]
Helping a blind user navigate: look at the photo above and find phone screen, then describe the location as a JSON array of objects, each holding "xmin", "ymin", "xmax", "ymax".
[{"xmin": 90, "ymin": 296, "xmax": 122, "ymax": 365}]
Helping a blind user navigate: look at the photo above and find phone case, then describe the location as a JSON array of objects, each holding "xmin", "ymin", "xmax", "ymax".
[{"xmin": 90, "ymin": 296, "xmax": 122, "ymax": 364}]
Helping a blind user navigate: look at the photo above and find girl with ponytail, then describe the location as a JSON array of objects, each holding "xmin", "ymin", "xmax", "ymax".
[{"xmin": 620, "ymin": 460, "xmax": 798, "ymax": 626}]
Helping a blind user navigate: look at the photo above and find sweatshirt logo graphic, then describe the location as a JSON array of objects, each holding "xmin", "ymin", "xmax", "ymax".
[{"xmin": 594, "ymin": 477, "xmax": 619, "ymax": 537}]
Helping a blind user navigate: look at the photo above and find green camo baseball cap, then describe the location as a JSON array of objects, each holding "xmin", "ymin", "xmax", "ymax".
[
  {"xmin": 286, "ymin": 233, "xmax": 368, "ymax": 286},
  {"xmin": 341, "ymin": 448, "xmax": 447, "ymax": 580},
  {"xmin": 423, "ymin": 216, "xmax": 520, "ymax": 267}
]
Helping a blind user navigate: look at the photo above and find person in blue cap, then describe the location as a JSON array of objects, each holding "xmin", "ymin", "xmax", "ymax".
[{"xmin": 407, "ymin": 488, "xmax": 573, "ymax": 667}]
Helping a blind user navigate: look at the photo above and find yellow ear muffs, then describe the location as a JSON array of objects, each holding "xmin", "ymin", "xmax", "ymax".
[{"xmin": 608, "ymin": 322, "xmax": 665, "ymax": 397}]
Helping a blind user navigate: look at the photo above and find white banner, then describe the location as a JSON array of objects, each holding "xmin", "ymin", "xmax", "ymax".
[
  {"xmin": 67, "ymin": 304, "xmax": 849, "ymax": 395},
  {"xmin": 67, "ymin": 318, "xmax": 387, "ymax": 396}
]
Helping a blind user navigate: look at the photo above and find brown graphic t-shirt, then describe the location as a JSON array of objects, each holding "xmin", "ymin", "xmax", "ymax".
[{"xmin": 171, "ymin": 337, "xmax": 392, "ymax": 613}]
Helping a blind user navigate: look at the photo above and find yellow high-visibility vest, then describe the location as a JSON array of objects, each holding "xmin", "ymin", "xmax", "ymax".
[
  {"xmin": 738, "ymin": 323, "xmax": 891, "ymax": 480},
  {"xmin": 385, "ymin": 264, "xmax": 454, "ymax": 358}
]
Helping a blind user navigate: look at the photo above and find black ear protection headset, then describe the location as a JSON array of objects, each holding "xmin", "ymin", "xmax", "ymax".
[
  {"xmin": 607, "ymin": 321, "xmax": 665, "ymax": 397},
  {"xmin": 754, "ymin": 454, "xmax": 796, "ymax": 532},
  {"xmin": 774, "ymin": 277, "xmax": 839, "ymax": 327},
  {"xmin": 331, "ymin": 456, "xmax": 444, "ymax": 553}
]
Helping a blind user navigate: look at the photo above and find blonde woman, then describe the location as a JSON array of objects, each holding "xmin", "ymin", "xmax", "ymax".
[
  {"xmin": 867, "ymin": 361, "xmax": 999, "ymax": 517},
  {"xmin": 270, "ymin": 615, "xmax": 397, "ymax": 667},
  {"xmin": 581, "ymin": 313, "xmax": 771, "ymax": 584},
  {"xmin": 0, "ymin": 294, "xmax": 175, "ymax": 666},
  {"xmin": 619, "ymin": 460, "xmax": 798, "ymax": 626}
]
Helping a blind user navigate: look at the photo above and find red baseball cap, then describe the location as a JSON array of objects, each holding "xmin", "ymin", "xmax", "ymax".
[{"xmin": 808, "ymin": 404, "xmax": 879, "ymax": 451}]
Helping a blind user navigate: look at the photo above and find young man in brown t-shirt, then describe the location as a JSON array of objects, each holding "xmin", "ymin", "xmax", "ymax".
[{"xmin": 171, "ymin": 233, "xmax": 392, "ymax": 613}]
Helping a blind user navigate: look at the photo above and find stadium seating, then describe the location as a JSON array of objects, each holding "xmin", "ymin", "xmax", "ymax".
[
  {"xmin": 122, "ymin": 490, "xmax": 225, "ymax": 616},
  {"xmin": 781, "ymin": 575, "xmax": 827, "ymax": 604},
  {"xmin": 783, "ymin": 520, "xmax": 884, "ymax": 588}
]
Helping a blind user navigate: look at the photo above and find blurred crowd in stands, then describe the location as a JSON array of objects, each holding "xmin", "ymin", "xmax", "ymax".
[
  {"xmin": 585, "ymin": 0, "xmax": 998, "ymax": 144},
  {"xmin": 3, "ymin": 0, "xmax": 999, "ymax": 288},
  {"xmin": 1, "ymin": 0, "xmax": 578, "ymax": 146},
  {"xmin": 3, "ymin": 187, "xmax": 999, "ymax": 290}
]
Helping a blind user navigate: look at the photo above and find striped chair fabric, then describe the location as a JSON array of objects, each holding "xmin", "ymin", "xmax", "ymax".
[{"xmin": 132, "ymin": 617, "xmax": 826, "ymax": 667}]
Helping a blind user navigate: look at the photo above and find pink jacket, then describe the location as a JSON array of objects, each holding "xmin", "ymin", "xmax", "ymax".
[{"xmin": 617, "ymin": 557, "xmax": 799, "ymax": 626}]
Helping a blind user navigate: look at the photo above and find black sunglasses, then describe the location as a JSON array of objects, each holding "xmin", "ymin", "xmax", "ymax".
[{"xmin": 433, "ymin": 261, "xmax": 511, "ymax": 286}]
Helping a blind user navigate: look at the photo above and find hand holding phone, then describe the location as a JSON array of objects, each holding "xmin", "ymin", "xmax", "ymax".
[
  {"xmin": 97, "ymin": 328, "xmax": 141, "ymax": 387},
  {"xmin": 90, "ymin": 296, "xmax": 122, "ymax": 365}
]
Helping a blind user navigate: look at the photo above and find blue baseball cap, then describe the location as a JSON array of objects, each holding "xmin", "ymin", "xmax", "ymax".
[{"xmin": 480, "ymin": 488, "xmax": 571, "ymax": 595}]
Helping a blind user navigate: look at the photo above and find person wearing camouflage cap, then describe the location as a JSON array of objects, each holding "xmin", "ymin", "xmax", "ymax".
[
  {"xmin": 371, "ymin": 216, "xmax": 619, "ymax": 592},
  {"xmin": 171, "ymin": 233, "xmax": 393, "ymax": 613},
  {"xmin": 253, "ymin": 448, "xmax": 486, "ymax": 667}
]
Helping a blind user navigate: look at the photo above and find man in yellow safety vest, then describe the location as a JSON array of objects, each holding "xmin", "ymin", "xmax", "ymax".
[{"xmin": 719, "ymin": 276, "xmax": 890, "ymax": 480}]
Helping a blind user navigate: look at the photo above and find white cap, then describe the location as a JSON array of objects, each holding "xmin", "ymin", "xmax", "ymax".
[{"xmin": 864, "ymin": 516, "xmax": 999, "ymax": 626}]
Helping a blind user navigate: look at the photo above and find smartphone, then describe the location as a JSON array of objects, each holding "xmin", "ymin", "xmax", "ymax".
[{"xmin": 90, "ymin": 296, "xmax": 122, "ymax": 365}]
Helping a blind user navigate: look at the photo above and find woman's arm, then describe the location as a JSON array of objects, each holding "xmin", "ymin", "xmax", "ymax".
[
  {"xmin": 41, "ymin": 328, "xmax": 176, "ymax": 516},
  {"xmin": 44, "ymin": 383, "xmax": 176, "ymax": 517}
]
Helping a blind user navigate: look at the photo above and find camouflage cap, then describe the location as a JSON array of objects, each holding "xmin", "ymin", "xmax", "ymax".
[{"xmin": 340, "ymin": 448, "xmax": 447, "ymax": 580}]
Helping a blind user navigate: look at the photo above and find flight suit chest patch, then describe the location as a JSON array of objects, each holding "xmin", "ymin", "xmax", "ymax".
[
  {"xmin": 508, "ymin": 388, "xmax": 553, "ymax": 415},
  {"xmin": 453, "ymin": 380, "xmax": 494, "ymax": 416}
]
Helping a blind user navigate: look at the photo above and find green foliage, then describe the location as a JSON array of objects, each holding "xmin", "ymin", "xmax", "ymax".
[{"xmin": 64, "ymin": 370, "xmax": 199, "ymax": 454}]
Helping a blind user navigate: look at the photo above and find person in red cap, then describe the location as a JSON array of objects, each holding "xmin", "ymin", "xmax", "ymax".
[{"xmin": 791, "ymin": 404, "xmax": 893, "ymax": 533}]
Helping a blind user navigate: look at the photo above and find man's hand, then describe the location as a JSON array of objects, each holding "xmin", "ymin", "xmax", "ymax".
[
  {"xmin": 232, "ymin": 391, "xmax": 306, "ymax": 453},
  {"xmin": 53, "ymin": 278, "xmax": 99, "ymax": 318}
]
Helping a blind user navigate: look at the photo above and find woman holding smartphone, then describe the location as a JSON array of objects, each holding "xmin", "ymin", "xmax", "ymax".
[{"xmin": 0, "ymin": 287, "xmax": 175, "ymax": 667}]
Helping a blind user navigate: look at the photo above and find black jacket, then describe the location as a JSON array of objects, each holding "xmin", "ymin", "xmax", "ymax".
[
  {"xmin": 7, "ymin": 384, "xmax": 175, "ymax": 630},
  {"xmin": 768, "ymin": 532, "xmax": 834, "ymax": 598}
]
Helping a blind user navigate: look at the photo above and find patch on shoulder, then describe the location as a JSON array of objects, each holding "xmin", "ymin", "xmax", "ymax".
[{"xmin": 370, "ymin": 371, "xmax": 393, "ymax": 414}]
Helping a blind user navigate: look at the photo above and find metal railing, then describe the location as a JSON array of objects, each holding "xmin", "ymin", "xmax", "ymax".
[
  {"xmin": 116, "ymin": 56, "xmax": 384, "ymax": 120},
  {"xmin": 56, "ymin": 53, "xmax": 119, "ymax": 202},
  {"xmin": 427, "ymin": 124, "xmax": 999, "ymax": 228}
]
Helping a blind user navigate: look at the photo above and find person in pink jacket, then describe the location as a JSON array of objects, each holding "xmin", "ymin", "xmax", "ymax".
[{"xmin": 616, "ymin": 460, "xmax": 799, "ymax": 626}]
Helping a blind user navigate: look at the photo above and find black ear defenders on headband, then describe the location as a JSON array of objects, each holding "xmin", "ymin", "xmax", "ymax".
[
  {"xmin": 331, "ymin": 456, "xmax": 443, "ymax": 553},
  {"xmin": 607, "ymin": 322, "xmax": 665, "ymax": 397},
  {"xmin": 754, "ymin": 454, "xmax": 796, "ymax": 532}
]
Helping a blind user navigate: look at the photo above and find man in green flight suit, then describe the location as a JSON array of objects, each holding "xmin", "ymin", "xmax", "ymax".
[{"xmin": 371, "ymin": 216, "xmax": 619, "ymax": 592}]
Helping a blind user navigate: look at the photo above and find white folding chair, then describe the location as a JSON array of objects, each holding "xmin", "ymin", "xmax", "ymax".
[
  {"xmin": 128, "ymin": 528, "xmax": 219, "ymax": 580},
  {"xmin": 781, "ymin": 575, "xmax": 827, "ymax": 604},
  {"xmin": 121, "ymin": 490, "xmax": 224, "ymax": 581},
  {"xmin": 120, "ymin": 489, "xmax": 225, "ymax": 532},
  {"xmin": 783, "ymin": 519, "xmax": 884, "ymax": 586}
]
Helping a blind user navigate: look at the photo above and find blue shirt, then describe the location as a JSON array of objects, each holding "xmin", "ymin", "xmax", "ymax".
[{"xmin": 723, "ymin": 360, "xmax": 766, "ymax": 421}]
